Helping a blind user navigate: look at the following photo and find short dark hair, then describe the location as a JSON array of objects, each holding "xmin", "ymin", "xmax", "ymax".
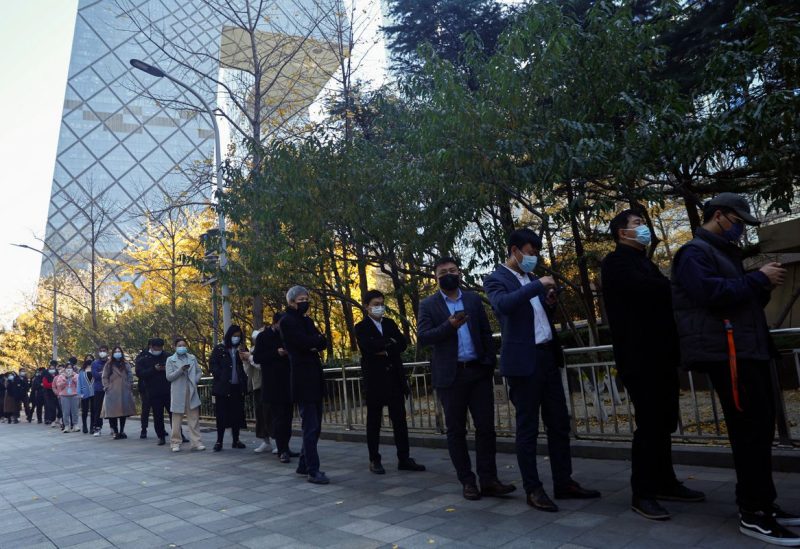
[
  {"xmin": 433, "ymin": 256, "xmax": 460, "ymax": 272},
  {"xmin": 174, "ymin": 336, "xmax": 187, "ymax": 346},
  {"xmin": 702, "ymin": 202, "xmax": 734, "ymax": 223},
  {"xmin": 609, "ymin": 209, "xmax": 644, "ymax": 242},
  {"xmin": 507, "ymin": 228, "xmax": 542, "ymax": 254},
  {"xmin": 362, "ymin": 289, "xmax": 384, "ymax": 306}
]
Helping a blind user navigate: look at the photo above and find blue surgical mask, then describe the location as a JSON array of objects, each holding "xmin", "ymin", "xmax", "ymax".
[
  {"xmin": 624, "ymin": 225, "xmax": 652, "ymax": 247},
  {"xmin": 231, "ymin": 336, "xmax": 241, "ymax": 345},
  {"xmin": 516, "ymin": 252, "xmax": 538, "ymax": 273},
  {"xmin": 150, "ymin": 350, "xmax": 162, "ymax": 356},
  {"xmin": 720, "ymin": 218, "xmax": 744, "ymax": 242},
  {"xmin": 176, "ymin": 346, "xmax": 188, "ymax": 355},
  {"xmin": 113, "ymin": 352, "xmax": 122, "ymax": 360}
]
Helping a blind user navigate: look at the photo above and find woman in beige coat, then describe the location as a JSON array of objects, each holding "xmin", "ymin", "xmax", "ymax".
[
  {"xmin": 166, "ymin": 337, "xmax": 205, "ymax": 452},
  {"xmin": 101, "ymin": 346, "xmax": 136, "ymax": 439}
]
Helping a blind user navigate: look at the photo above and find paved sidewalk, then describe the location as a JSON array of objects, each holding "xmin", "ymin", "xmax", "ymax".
[{"xmin": 0, "ymin": 422, "xmax": 797, "ymax": 549}]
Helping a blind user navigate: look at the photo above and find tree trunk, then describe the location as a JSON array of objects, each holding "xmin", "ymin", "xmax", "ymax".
[{"xmin": 565, "ymin": 180, "xmax": 598, "ymax": 346}]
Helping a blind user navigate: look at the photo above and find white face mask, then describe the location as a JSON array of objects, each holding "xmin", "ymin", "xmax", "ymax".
[
  {"xmin": 7, "ymin": 375, "xmax": 14, "ymax": 381},
  {"xmin": 150, "ymin": 349, "xmax": 162, "ymax": 356},
  {"xmin": 65, "ymin": 369, "xmax": 73, "ymax": 376},
  {"xmin": 231, "ymin": 336, "xmax": 241, "ymax": 346},
  {"xmin": 98, "ymin": 352, "xmax": 107, "ymax": 359},
  {"xmin": 369, "ymin": 305, "xmax": 385, "ymax": 319}
]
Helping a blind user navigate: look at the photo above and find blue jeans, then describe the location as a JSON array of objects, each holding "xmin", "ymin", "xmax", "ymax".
[
  {"xmin": 506, "ymin": 346, "xmax": 572, "ymax": 494},
  {"xmin": 298, "ymin": 402, "xmax": 322, "ymax": 474}
]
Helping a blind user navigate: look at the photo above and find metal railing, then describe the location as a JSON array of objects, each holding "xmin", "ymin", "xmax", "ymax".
[{"xmin": 191, "ymin": 328, "xmax": 800, "ymax": 447}]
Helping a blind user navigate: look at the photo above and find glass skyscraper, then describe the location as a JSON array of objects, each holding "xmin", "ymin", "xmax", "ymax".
[
  {"xmin": 44, "ymin": 0, "xmax": 339, "ymax": 278},
  {"xmin": 43, "ymin": 0, "xmax": 218, "ymax": 276}
]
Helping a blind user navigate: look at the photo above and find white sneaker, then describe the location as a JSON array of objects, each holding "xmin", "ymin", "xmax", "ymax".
[
  {"xmin": 272, "ymin": 447, "xmax": 279, "ymax": 455},
  {"xmin": 193, "ymin": 445, "xmax": 206, "ymax": 452},
  {"xmin": 254, "ymin": 441, "xmax": 272, "ymax": 453},
  {"xmin": 93, "ymin": 429, "xmax": 102, "ymax": 437},
  {"xmin": 72, "ymin": 427, "xmax": 81, "ymax": 433},
  {"xmin": 171, "ymin": 446, "xmax": 181, "ymax": 452}
]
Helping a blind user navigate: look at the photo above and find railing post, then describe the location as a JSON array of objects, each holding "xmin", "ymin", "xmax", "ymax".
[
  {"xmin": 771, "ymin": 357, "xmax": 794, "ymax": 447},
  {"xmin": 341, "ymin": 363, "xmax": 353, "ymax": 430}
]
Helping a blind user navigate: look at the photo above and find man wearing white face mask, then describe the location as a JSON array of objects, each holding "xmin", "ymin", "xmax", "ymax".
[
  {"xmin": 355, "ymin": 290, "xmax": 426, "ymax": 475},
  {"xmin": 601, "ymin": 210, "xmax": 705, "ymax": 521},
  {"xmin": 485, "ymin": 228, "xmax": 600, "ymax": 513}
]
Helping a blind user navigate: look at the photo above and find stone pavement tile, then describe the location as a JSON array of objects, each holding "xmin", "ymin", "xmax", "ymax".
[
  {"xmin": 338, "ymin": 519, "xmax": 392, "ymax": 535},
  {"xmin": 392, "ymin": 531, "xmax": 455, "ymax": 548},
  {"xmin": 349, "ymin": 504, "xmax": 395, "ymax": 518},
  {"xmin": 570, "ymin": 527, "xmax": 635, "ymax": 549},
  {"xmin": 0, "ymin": 526, "xmax": 44, "ymax": 547},
  {"xmin": 375, "ymin": 510, "xmax": 435, "ymax": 527},
  {"xmin": 466, "ymin": 526, "xmax": 525, "ymax": 547},
  {"xmin": 180, "ymin": 535, "xmax": 239, "ymax": 549},
  {"xmin": 695, "ymin": 517, "xmax": 767, "ymax": 549},
  {"xmin": 158, "ymin": 524, "xmax": 218, "ymax": 545},
  {"xmin": 526, "ymin": 523, "xmax": 584, "ymax": 543},
  {"xmin": 553, "ymin": 511, "xmax": 610, "ymax": 529},
  {"xmin": 62, "ymin": 540, "xmax": 115, "ymax": 549},
  {"xmin": 425, "ymin": 519, "xmax": 487, "ymax": 541},
  {"xmin": 240, "ymin": 532, "xmax": 298, "ymax": 548},
  {"xmin": 499, "ymin": 538, "xmax": 562, "ymax": 548},
  {"xmin": 363, "ymin": 524, "xmax": 420, "ymax": 543},
  {"xmin": 50, "ymin": 530, "xmax": 107, "ymax": 548}
]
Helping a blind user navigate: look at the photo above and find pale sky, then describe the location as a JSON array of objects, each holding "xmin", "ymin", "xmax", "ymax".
[
  {"xmin": 0, "ymin": 1, "xmax": 78, "ymax": 328},
  {"xmin": 0, "ymin": 0, "xmax": 387, "ymax": 329}
]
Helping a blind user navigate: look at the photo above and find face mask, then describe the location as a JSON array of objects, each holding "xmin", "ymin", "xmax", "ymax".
[
  {"xmin": 48, "ymin": 369, "xmax": 56, "ymax": 375},
  {"xmin": 150, "ymin": 349, "xmax": 162, "ymax": 356},
  {"xmin": 719, "ymin": 217, "xmax": 744, "ymax": 242},
  {"xmin": 296, "ymin": 302, "xmax": 310, "ymax": 315},
  {"xmin": 370, "ymin": 305, "xmax": 385, "ymax": 318},
  {"xmin": 438, "ymin": 273, "xmax": 460, "ymax": 291},
  {"xmin": 515, "ymin": 252, "xmax": 538, "ymax": 273},
  {"xmin": 98, "ymin": 352, "xmax": 107, "ymax": 359},
  {"xmin": 20, "ymin": 373, "xmax": 26, "ymax": 377},
  {"xmin": 176, "ymin": 346, "xmax": 188, "ymax": 356},
  {"xmin": 231, "ymin": 336, "xmax": 241, "ymax": 346},
  {"xmin": 113, "ymin": 352, "xmax": 123, "ymax": 360},
  {"xmin": 623, "ymin": 225, "xmax": 652, "ymax": 247},
  {"xmin": 7, "ymin": 375, "xmax": 14, "ymax": 381},
  {"xmin": 66, "ymin": 369, "xmax": 73, "ymax": 376}
]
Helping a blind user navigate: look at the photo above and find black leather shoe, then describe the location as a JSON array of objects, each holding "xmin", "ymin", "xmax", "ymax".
[
  {"xmin": 554, "ymin": 480, "xmax": 601, "ymax": 499},
  {"xmin": 481, "ymin": 479, "xmax": 517, "ymax": 497},
  {"xmin": 213, "ymin": 442, "xmax": 222, "ymax": 452},
  {"xmin": 527, "ymin": 487, "xmax": 559, "ymax": 512},
  {"xmin": 296, "ymin": 464, "xmax": 309, "ymax": 476},
  {"xmin": 463, "ymin": 483, "xmax": 481, "ymax": 501},
  {"xmin": 140, "ymin": 430, "xmax": 147, "ymax": 439},
  {"xmin": 157, "ymin": 437, "xmax": 166, "ymax": 446},
  {"xmin": 655, "ymin": 482, "xmax": 705, "ymax": 502},
  {"xmin": 632, "ymin": 497, "xmax": 671, "ymax": 520},
  {"xmin": 370, "ymin": 461, "xmax": 386, "ymax": 475},
  {"xmin": 119, "ymin": 433, "xmax": 128, "ymax": 439},
  {"xmin": 232, "ymin": 440, "xmax": 246, "ymax": 449},
  {"xmin": 398, "ymin": 458, "xmax": 426, "ymax": 472},
  {"xmin": 279, "ymin": 452, "xmax": 291, "ymax": 463}
]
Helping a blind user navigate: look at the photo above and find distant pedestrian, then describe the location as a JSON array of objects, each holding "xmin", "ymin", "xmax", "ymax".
[
  {"xmin": 244, "ymin": 327, "xmax": 273, "ymax": 454},
  {"xmin": 101, "ymin": 347, "xmax": 136, "ymax": 440},
  {"xmin": 166, "ymin": 338, "xmax": 205, "ymax": 452},
  {"xmin": 3, "ymin": 372, "xmax": 22, "ymax": 423},
  {"xmin": 54, "ymin": 363, "xmax": 79, "ymax": 432},
  {"xmin": 91, "ymin": 346, "xmax": 108, "ymax": 435},
  {"xmin": 77, "ymin": 357, "xmax": 95, "ymax": 434},
  {"xmin": 42, "ymin": 362, "xmax": 58, "ymax": 425},
  {"xmin": 209, "ymin": 325, "xmax": 248, "ymax": 452},
  {"xmin": 30, "ymin": 368, "xmax": 45, "ymax": 424}
]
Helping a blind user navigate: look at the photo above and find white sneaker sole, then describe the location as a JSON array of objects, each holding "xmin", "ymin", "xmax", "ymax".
[
  {"xmin": 777, "ymin": 518, "xmax": 800, "ymax": 527},
  {"xmin": 739, "ymin": 525, "xmax": 800, "ymax": 546}
]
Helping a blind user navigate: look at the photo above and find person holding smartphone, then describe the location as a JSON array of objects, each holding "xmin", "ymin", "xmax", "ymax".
[
  {"xmin": 417, "ymin": 257, "xmax": 515, "ymax": 501},
  {"xmin": 209, "ymin": 325, "xmax": 249, "ymax": 451}
]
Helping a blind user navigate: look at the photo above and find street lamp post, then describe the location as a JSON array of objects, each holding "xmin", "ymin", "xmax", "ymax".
[
  {"xmin": 130, "ymin": 58, "xmax": 232, "ymax": 332},
  {"xmin": 12, "ymin": 244, "xmax": 58, "ymax": 361}
]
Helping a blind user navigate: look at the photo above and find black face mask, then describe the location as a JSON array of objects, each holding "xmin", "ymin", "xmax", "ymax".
[
  {"xmin": 296, "ymin": 301, "xmax": 310, "ymax": 315},
  {"xmin": 438, "ymin": 274, "xmax": 460, "ymax": 291}
]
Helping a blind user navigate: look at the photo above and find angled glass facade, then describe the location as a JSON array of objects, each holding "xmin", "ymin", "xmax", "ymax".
[{"xmin": 43, "ymin": 0, "xmax": 219, "ymax": 276}]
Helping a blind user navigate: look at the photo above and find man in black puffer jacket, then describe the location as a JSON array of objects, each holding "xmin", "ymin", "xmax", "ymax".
[{"xmin": 135, "ymin": 338, "xmax": 170, "ymax": 446}]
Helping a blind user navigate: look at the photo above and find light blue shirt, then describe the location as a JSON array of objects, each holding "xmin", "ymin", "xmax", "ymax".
[{"xmin": 440, "ymin": 290, "xmax": 478, "ymax": 362}]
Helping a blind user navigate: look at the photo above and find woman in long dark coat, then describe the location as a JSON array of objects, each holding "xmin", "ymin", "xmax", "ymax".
[
  {"xmin": 209, "ymin": 324, "xmax": 248, "ymax": 452},
  {"xmin": 101, "ymin": 346, "xmax": 136, "ymax": 439}
]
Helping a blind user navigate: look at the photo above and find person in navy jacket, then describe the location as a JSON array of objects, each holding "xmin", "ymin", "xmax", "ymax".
[
  {"xmin": 90, "ymin": 346, "xmax": 109, "ymax": 435},
  {"xmin": 417, "ymin": 257, "xmax": 515, "ymax": 501},
  {"xmin": 484, "ymin": 229, "xmax": 600, "ymax": 513}
]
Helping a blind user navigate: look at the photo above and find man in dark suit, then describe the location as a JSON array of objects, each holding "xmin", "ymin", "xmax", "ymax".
[
  {"xmin": 280, "ymin": 286, "xmax": 330, "ymax": 485},
  {"xmin": 418, "ymin": 257, "xmax": 515, "ymax": 501},
  {"xmin": 355, "ymin": 289, "xmax": 425, "ymax": 475},
  {"xmin": 601, "ymin": 210, "xmax": 705, "ymax": 520},
  {"xmin": 135, "ymin": 338, "xmax": 171, "ymax": 446},
  {"xmin": 484, "ymin": 229, "xmax": 600, "ymax": 513}
]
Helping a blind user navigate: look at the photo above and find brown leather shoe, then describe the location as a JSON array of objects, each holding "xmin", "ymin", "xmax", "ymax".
[
  {"xmin": 554, "ymin": 480, "xmax": 601, "ymax": 500},
  {"xmin": 463, "ymin": 483, "xmax": 481, "ymax": 501},
  {"xmin": 480, "ymin": 479, "xmax": 517, "ymax": 497},
  {"xmin": 527, "ymin": 487, "xmax": 559, "ymax": 512}
]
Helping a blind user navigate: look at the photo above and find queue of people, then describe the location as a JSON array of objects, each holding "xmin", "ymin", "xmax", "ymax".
[{"xmin": 1, "ymin": 191, "xmax": 795, "ymax": 545}]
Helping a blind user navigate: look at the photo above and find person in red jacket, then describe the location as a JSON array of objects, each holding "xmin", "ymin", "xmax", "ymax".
[{"xmin": 42, "ymin": 361, "xmax": 59, "ymax": 425}]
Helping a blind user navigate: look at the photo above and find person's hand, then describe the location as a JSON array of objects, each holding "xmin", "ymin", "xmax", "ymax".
[
  {"xmin": 182, "ymin": 364, "xmax": 190, "ymax": 371},
  {"xmin": 448, "ymin": 314, "xmax": 468, "ymax": 328},
  {"xmin": 539, "ymin": 275, "xmax": 556, "ymax": 289},
  {"xmin": 277, "ymin": 348, "xmax": 288, "ymax": 357},
  {"xmin": 760, "ymin": 262, "xmax": 787, "ymax": 286}
]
